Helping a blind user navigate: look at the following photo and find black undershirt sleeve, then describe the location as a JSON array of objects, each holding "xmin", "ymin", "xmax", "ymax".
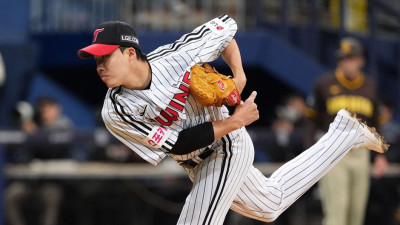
[{"xmin": 169, "ymin": 122, "xmax": 214, "ymax": 155}]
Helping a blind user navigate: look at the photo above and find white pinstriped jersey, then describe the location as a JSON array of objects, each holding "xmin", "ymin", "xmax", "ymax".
[
  {"xmin": 97, "ymin": 15, "xmax": 378, "ymax": 225},
  {"xmin": 101, "ymin": 15, "xmax": 238, "ymax": 165}
]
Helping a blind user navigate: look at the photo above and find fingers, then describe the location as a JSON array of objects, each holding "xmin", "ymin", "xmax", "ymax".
[
  {"xmin": 233, "ymin": 91, "xmax": 259, "ymax": 126},
  {"xmin": 246, "ymin": 91, "xmax": 257, "ymax": 103}
]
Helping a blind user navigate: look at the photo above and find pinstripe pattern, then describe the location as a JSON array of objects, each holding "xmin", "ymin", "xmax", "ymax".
[
  {"xmin": 178, "ymin": 128, "xmax": 254, "ymax": 225},
  {"xmin": 99, "ymin": 14, "xmax": 373, "ymax": 225},
  {"xmin": 102, "ymin": 15, "xmax": 237, "ymax": 165},
  {"xmin": 229, "ymin": 110, "xmax": 364, "ymax": 222}
]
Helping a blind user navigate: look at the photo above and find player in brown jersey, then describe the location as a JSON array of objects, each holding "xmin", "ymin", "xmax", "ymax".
[{"xmin": 305, "ymin": 37, "xmax": 388, "ymax": 225}]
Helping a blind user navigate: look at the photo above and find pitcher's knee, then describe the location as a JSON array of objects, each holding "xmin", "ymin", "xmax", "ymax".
[
  {"xmin": 268, "ymin": 211, "xmax": 283, "ymax": 222},
  {"xmin": 259, "ymin": 210, "xmax": 284, "ymax": 222},
  {"xmin": 251, "ymin": 200, "xmax": 287, "ymax": 222}
]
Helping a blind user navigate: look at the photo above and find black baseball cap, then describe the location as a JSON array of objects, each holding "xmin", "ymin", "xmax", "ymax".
[
  {"xmin": 336, "ymin": 37, "xmax": 364, "ymax": 60},
  {"xmin": 77, "ymin": 21, "xmax": 140, "ymax": 59}
]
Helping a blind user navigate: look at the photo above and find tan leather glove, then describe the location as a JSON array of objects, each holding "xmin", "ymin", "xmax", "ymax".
[{"xmin": 189, "ymin": 63, "xmax": 241, "ymax": 107}]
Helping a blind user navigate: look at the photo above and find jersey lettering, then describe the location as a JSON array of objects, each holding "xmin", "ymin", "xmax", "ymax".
[
  {"xmin": 170, "ymin": 101, "xmax": 184, "ymax": 111},
  {"xmin": 156, "ymin": 108, "xmax": 179, "ymax": 125},
  {"xmin": 179, "ymin": 84, "xmax": 189, "ymax": 92},
  {"xmin": 145, "ymin": 126, "xmax": 171, "ymax": 148},
  {"xmin": 102, "ymin": 15, "xmax": 237, "ymax": 165},
  {"xmin": 174, "ymin": 91, "xmax": 188, "ymax": 103},
  {"xmin": 326, "ymin": 95, "xmax": 374, "ymax": 117},
  {"xmin": 182, "ymin": 71, "xmax": 190, "ymax": 84},
  {"xmin": 155, "ymin": 71, "xmax": 190, "ymax": 126}
]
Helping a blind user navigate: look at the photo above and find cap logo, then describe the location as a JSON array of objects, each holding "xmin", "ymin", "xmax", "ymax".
[
  {"xmin": 121, "ymin": 35, "xmax": 139, "ymax": 45},
  {"xmin": 340, "ymin": 42, "xmax": 351, "ymax": 54},
  {"xmin": 93, "ymin": 28, "xmax": 104, "ymax": 42}
]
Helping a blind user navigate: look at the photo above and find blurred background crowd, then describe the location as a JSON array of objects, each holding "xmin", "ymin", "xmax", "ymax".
[{"xmin": 0, "ymin": 0, "xmax": 400, "ymax": 225}]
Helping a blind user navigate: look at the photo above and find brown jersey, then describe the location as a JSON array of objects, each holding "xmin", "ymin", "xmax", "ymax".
[{"xmin": 308, "ymin": 69, "xmax": 380, "ymax": 133}]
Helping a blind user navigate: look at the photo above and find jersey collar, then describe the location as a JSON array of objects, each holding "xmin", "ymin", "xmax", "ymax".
[{"xmin": 335, "ymin": 69, "xmax": 365, "ymax": 90}]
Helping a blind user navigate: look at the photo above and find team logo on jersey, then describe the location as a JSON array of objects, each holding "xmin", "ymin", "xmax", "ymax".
[
  {"xmin": 139, "ymin": 105, "xmax": 147, "ymax": 116},
  {"xmin": 207, "ymin": 20, "xmax": 225, "ymax": 33},
  {"xmin": 217, "ymin": 80, "xmax": 226, "ymax": 91},
  {"xmin": 93, "ymin": 28, "xmax": 104, "ymax": 42}
]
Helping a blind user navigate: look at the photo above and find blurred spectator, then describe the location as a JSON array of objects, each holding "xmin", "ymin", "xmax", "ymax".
[
  {"xmin": 75, "ymin": 107, "xmax": 151, "ymax": 225},
  {"xmin": 5, "ymin": 97, "xmax": 74, "ymax": 225},
  {"xmin": 305, "ymin": 37, "xmax": 388, "ymax": 225},
  {"xmin": 77, "ymin": 143, "xmax": 159, "ymax": 225},
  {"xmin": 275, "ymin": 93, "xmax": 307, "ymax": 127},
  {"xmin": 377, "ymin": 98, "xmax": 400, "ymax": 162},
  {"xmin": 31, "ymin": 97, "xmax": 74, "ymax": 159},
  {"xmin": 76, "ymin": 143, "xmax": 152, "ymax": 225},
  {"xmin": 34, "ymin": 97, "xmax": 73, "ymax": 130},
  {"xmin": 254, "ymin": 94, "xmax": 307, "ymax": 163},
  {"xmin": 88, "ymin": 107, "xmax": 145, "ymax": 163}
]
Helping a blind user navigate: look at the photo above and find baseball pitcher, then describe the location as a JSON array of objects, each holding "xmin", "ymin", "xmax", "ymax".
[{"xmin": 77, "ymin": 15, "xmax": 388, "ymax": 224}]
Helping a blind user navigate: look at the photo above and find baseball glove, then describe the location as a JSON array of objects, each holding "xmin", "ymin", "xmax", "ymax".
[{"xmin": 189, "ymin": 63, "xmax": 241, "ymax": 107}]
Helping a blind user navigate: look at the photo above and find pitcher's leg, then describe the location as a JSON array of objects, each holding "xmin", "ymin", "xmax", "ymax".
[
  {"xmin": 229, "ymin": 166, "xmax": 283, "ymax": 222},
  {"xmin": 177, "ymin": 130, "xmax": 254, "ymax": 225},
  {"xmin": 230, "ymin": 110, "xmax": 365, "ymax": 222}
]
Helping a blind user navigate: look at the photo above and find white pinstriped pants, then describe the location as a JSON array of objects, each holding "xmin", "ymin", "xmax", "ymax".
[{"xmin": 177, "ymin": 111, "xmax": 362, "ymax": 225}]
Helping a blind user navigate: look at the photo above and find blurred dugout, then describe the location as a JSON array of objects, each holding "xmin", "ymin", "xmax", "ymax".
[
  {"xmin": 29, "ymin": 0, "xmax": 247, "ymax": 32},
  {"xmin": 29, "ymin": 0, "xmax": 400, "ymax": 35}
]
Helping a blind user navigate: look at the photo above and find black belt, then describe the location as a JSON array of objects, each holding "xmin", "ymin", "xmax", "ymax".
[{"xmin": 178, "ymin": 148, "xmax": 214, "ymax": 169}]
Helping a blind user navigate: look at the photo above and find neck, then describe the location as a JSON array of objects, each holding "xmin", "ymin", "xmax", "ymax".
[
  {"xmin": 139, "ymin": 61, "xmax": 151, "ymax": 89},
  {"xmin": 125, "ymin": 60, "xmax": 151, "ymax": 90},
  {"xmin": 340, "ymin": 69, "xmax": 359, "ymax": 81}
]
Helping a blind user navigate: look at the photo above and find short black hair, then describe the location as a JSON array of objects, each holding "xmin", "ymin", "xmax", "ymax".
[
  {"xmin": 36, "ymin": 96, "xmax": 59, "ymax": 106},
  {"xmin": 120, "ymin": 46, "xmax": 147, "ymax": 62}
]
